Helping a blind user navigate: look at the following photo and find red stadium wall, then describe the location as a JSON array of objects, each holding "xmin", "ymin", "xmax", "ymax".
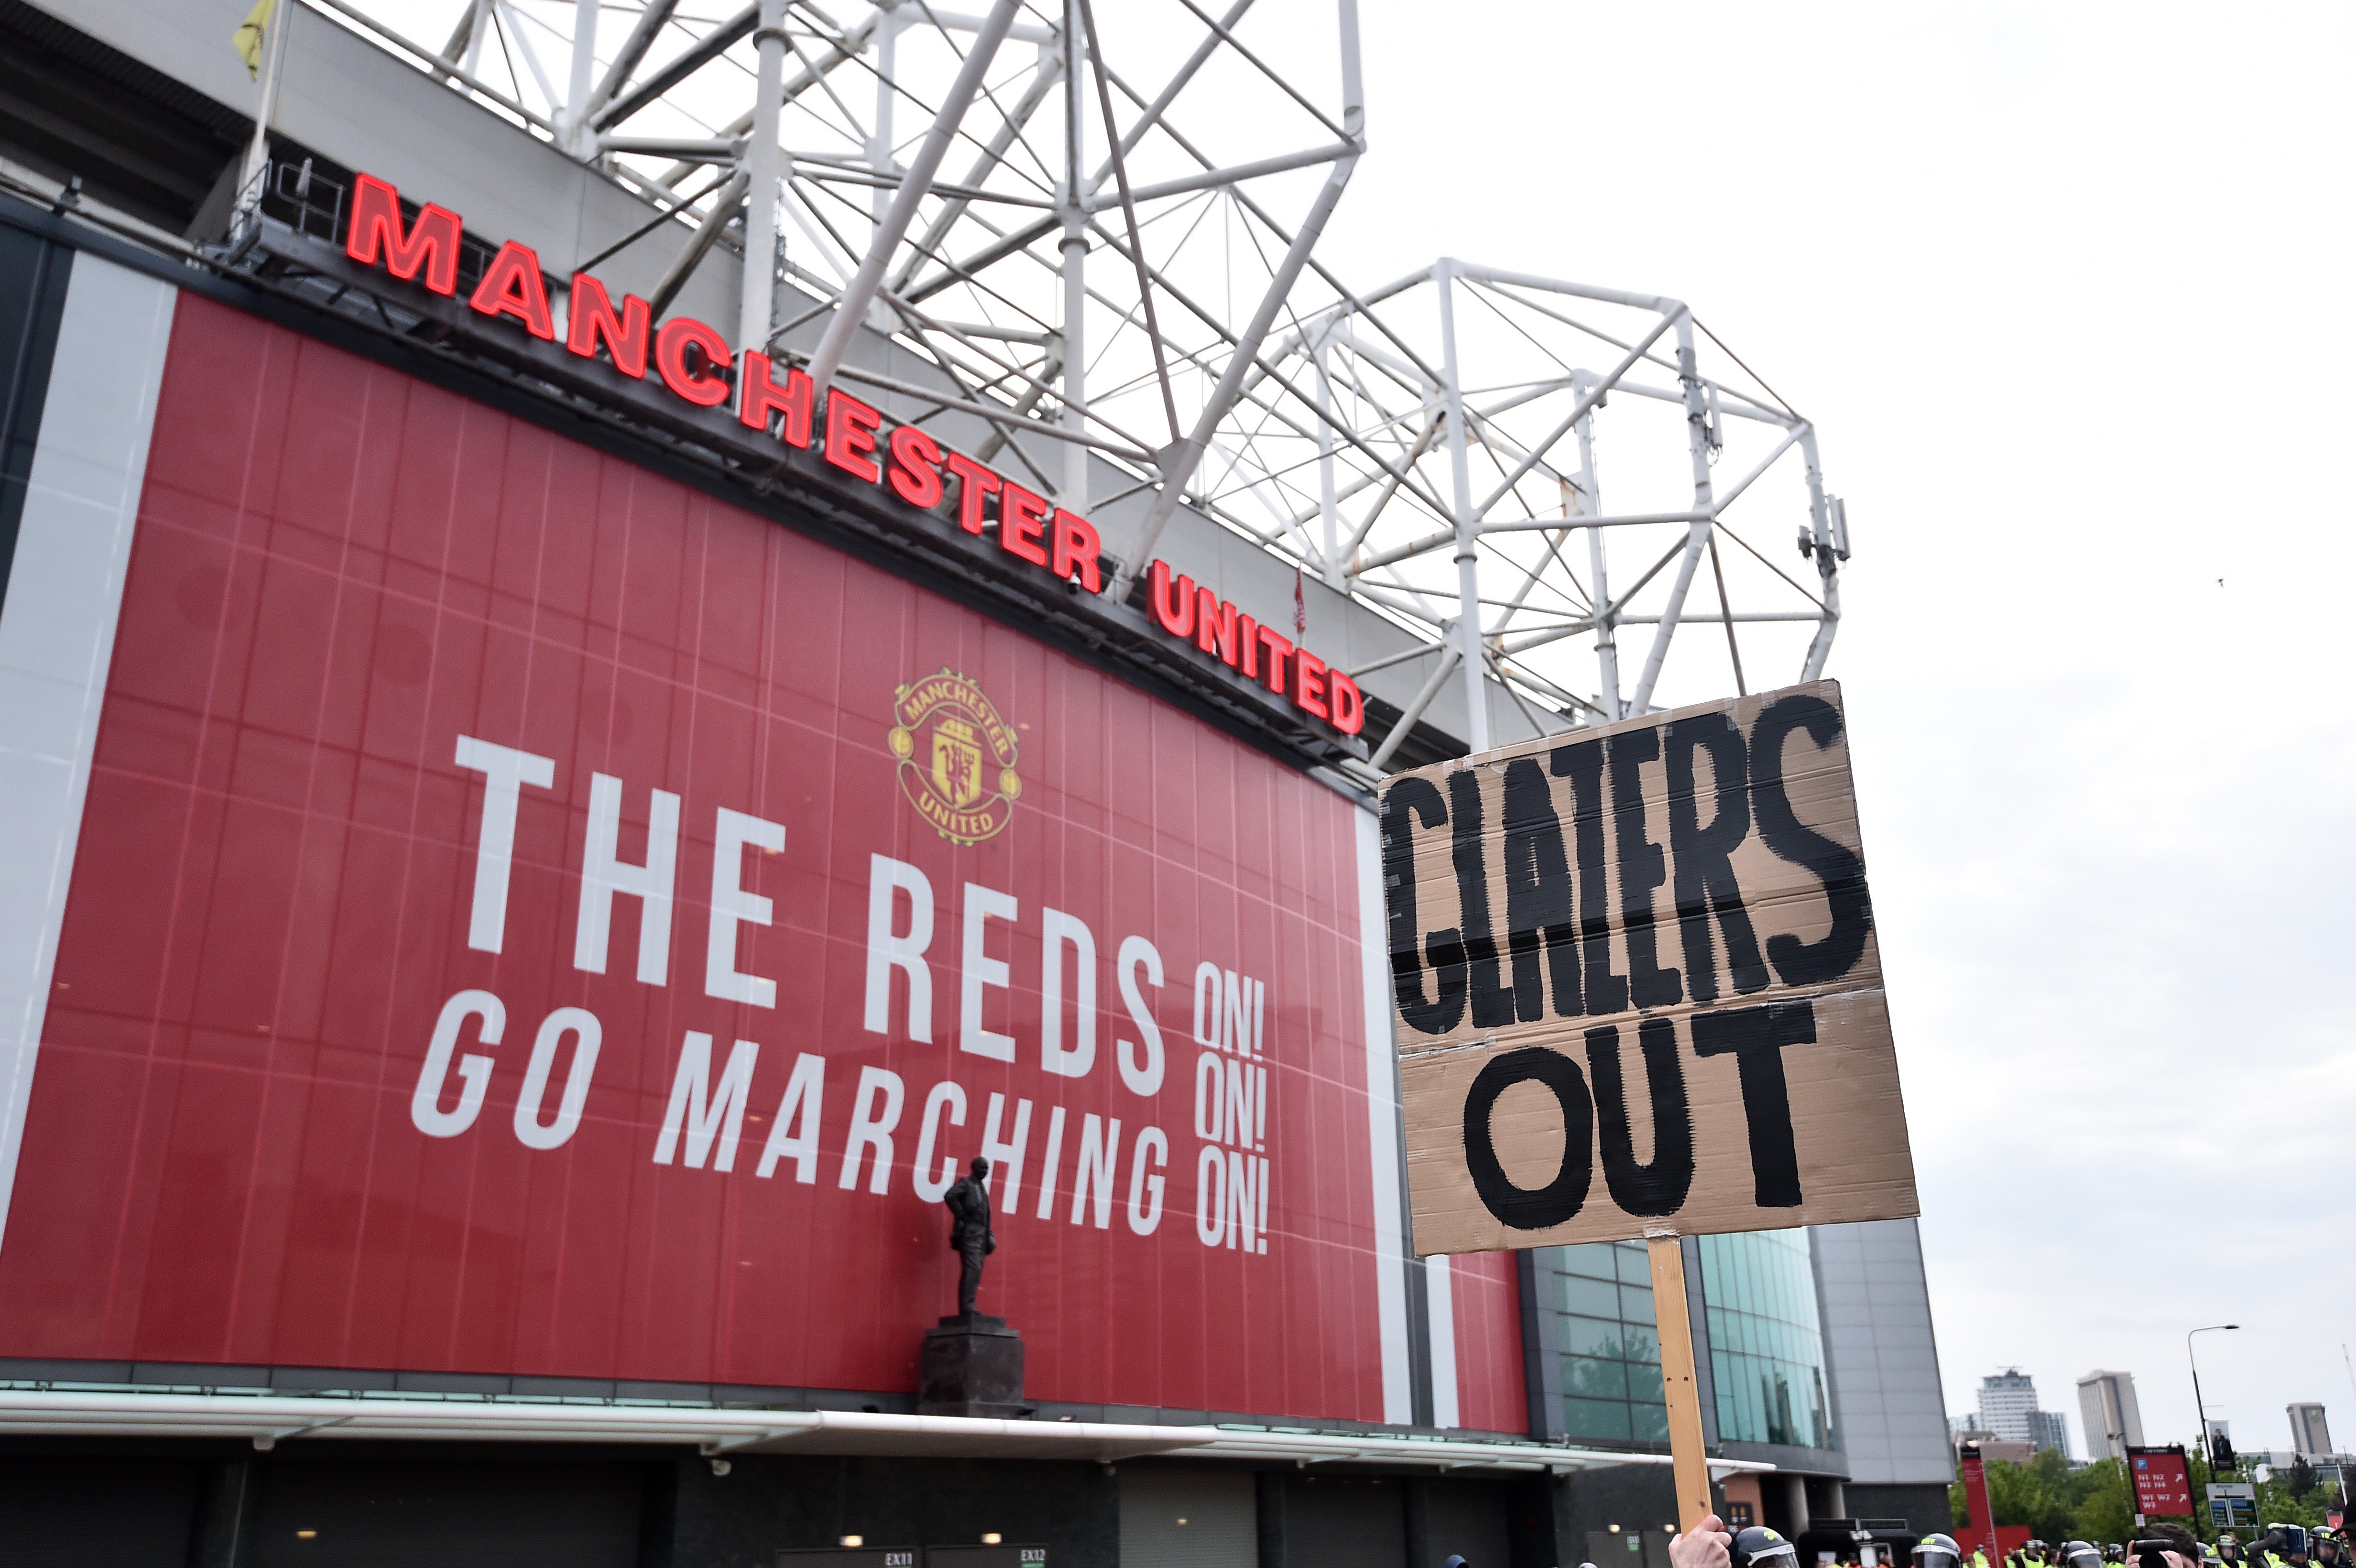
[
  {"xmin": 0, "ymin": 294, "xmax": 1394, "ymax": 1422},
  {"xmin": 1449, "ymin": 1252, "xmax": 1526, "ymax": 1434}
]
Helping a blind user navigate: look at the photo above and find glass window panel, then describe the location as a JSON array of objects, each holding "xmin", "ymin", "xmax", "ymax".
[
  {"xmin": 1632, "ymin": 1402, "xmax": 1671, "ymax": 1442},
  {"xmin": 1620, "ymin": 1284, "xmax": 1654, "ymax": 1321},
  {"xmin": 1617, "ymin": 1245, "xmax": 1652, "ymax": 1285},
  {"xmin": 1562, "ymin": 1243, "xmax": 1622, "ymax": 1281},
  {"xmin": 1562, "ymin": 1274, "xmax": 1622, "ymax": 1319},
  {"xmin": 1559, "ymin": 1314, "xmax": 1627, "ymax": 1358},
  {"xmin": 1628, "ymin": 1361, "xmax": 1665, "ymax": 1402},
  {"xmin": 1564, "ymin": 1396, "xmax": 1634, "ymax": 1442},
  {"xmin": 1564, "ymin": 1355, "xmax": 1629, "ymax": 1400},
  {"xmin": 1692, "ymin": 1228, "xmax": 1830, "ymax": 1449}
]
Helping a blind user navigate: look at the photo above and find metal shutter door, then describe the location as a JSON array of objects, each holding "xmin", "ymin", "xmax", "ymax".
[{"xmin": 1118, "ymin": 1466, "xmax": 1256, "ymax": 1568}]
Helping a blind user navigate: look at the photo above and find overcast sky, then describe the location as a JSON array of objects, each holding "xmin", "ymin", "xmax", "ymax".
[
  {"xmin": 1313, "ymin": 0, "xmax": 2355, "ymax": 1455},
  {"xmin": 358, "ymin": 0, "xmax": 2354, "ymax": 1455}
]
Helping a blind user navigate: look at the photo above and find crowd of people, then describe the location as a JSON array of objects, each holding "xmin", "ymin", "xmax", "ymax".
[
  {"xmin": 1969, "ymin": 1524, "xmax": 2348, "ymax": 1568},
  {"xmin": 1650, "ymin": 1514, "xmax": 2349, "ymax": 1568}
]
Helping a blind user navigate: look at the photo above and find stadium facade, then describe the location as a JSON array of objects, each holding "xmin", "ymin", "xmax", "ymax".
[{"xmin": 0, "ymin": 0, "xmax": 1951, "ymax": 1561}]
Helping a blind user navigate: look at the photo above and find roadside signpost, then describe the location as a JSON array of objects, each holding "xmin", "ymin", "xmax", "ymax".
[{"xmin": 1960, "ymin": 1445, "xmax": 2002, "ymax": 1562}]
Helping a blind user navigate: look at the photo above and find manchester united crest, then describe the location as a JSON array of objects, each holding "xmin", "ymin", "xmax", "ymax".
[{"xmin": 888, "ymin": 670, "xmax": 1021, "ymax": 845}]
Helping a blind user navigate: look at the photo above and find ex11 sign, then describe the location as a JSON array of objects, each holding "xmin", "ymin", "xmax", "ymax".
[{"xmin": 1380, "ymin": 680, "xmax": 1918, "ymax": 1255}]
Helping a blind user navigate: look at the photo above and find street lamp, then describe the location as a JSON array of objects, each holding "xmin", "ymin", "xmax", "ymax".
[{"xmin": 2190, "ymin": 1324, "xmax": 2240, "ymax": 1471}]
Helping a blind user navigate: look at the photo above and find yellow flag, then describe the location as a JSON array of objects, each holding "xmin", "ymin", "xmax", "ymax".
[{"xmin": 234, "ymin": 0, "xmax": 276, "ymax": 79}]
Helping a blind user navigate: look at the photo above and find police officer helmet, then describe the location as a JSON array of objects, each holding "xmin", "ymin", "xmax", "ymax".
[
  {"xmin": 1916, "ymin": 1534, "xmax": 1966, "ymax": 1568},
  {"xmin": 1735, "ymin": 1526, "xmax": 1802, "ymax": 1568},
  {"xmin": 2063, "ymin": 1541, "xmax": 2103, "ymax": 1568},
  {"xmin": 2270, "ymin": 1528, "xmax": 2312, "ymax": 1558}
]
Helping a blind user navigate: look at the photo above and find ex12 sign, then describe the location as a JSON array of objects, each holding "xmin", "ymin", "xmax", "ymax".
[{"xmin": 1381, "ymin": 680, "xmax": 1918, "ymax": 1255}]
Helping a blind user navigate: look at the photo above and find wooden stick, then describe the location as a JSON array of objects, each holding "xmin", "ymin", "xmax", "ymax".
[{"xmin": 1647, "ymin": 1232, "xmax": 1715, "ymax": 1531}]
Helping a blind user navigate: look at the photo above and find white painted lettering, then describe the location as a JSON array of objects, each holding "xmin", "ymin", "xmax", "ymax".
[
  {"xmin": 959, "ymin": 883, "xmax": 1017, "ymax": 1062},
  {"xmin": 863, "ymin": 855, "xmax": 934, "ymax": 1041},
  {"xmin": 839, "ymin": 1065, "xmax": 905, "ymax": 1193},
  {"xmin": 755, "ymin": 1052, "xmax": 826, "ymax": 1182},
  {"xmin": 1194, "ymin": 1051, "xmax": 1225, "ymax": 1143},
  {"xmin": 1114, "ymin": 935, "xmax": 1165, "ymax": 1097},
  {"xmin": 574, "ymin": 773, "xmax": 679, "ymax": 985},
  {"xmin": 453, "ymin": 736, "xmax": 554, "ymax": 954},
  {"xmin": 1126, "ymin": 1126, "xmax": 1167, "ymax": 1236},
  {"xmin": 652, "ymin": 1031, "xmax": 759, "ymax": 1171},
  {"xmin": 1033, "ymin": 1103, "xmax": 1066, "ymax": 1221},
  {"xmin": 1071, "ymin": 1113, "xmax": 1121, "ymax": 1230},
  {"xmin": 1225, "ymin": 1052, "xmax": 1254, "ymax": 1151},
  {"xmin": 1192, "ymin": 960, "xmax": 1222, "ymax": 1052},
  {"xmin": 1227, "ymin": 1148, "xmax": 1257, "ymax": 1251},
  {"xmin": 412, "ymin": 988, "xmax": 504, "ymax": 1137},
  {"xmin": 513, "ymin": 1005, "xmax": 600, "ymax": 1150},
  {"xmin": 1040, "ymin": 906, "xmax": 1095, "ymax": 1078},
  {"xmin": 705, "ymin": 807, "xmax": 785, "ymax": 1007},
  {"xmin": 980, "ymin": 1090, "xmax": 1032, "ymax": 1213},
  {"xmin": 1223, "ymin": 968, "xmax": 1248, "ymax": 1059},
  {"xmin": 1195, "ymin": 1141, "xmax": 1226, "ymax": 1246},
  {"xmin": 911, "ymin": 1079, "xmax": 968, "ymax": 1202}
]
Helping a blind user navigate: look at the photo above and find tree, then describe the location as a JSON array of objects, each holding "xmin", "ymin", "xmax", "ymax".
[
  {"xmin": 2069, "ymin": 1459, "xmax": 2136, "ymax": 1547},
  {"xmin": 2252, "ymin": 1465, "xmax": 2334, "ymax": 1531},
  {"xmin": 1948, "ymin": 1451, "xmax": 2094, "ymax": 1547}
]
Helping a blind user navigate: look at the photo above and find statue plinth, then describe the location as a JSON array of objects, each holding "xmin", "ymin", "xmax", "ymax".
[{"xmin": 919, "ymin": 1313, "xmax": 1025, "ymax": 1418}]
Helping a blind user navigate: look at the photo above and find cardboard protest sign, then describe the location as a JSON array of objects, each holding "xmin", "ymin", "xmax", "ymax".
[{"xmin": 1382, "ymin": 680, "xmax": 1915, "ymax": 1255}]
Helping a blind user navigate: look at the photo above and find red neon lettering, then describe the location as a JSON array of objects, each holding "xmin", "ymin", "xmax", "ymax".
[
  {"xmin": 1326, "ymin": 669, "xmax": 1364, "ymax": 736},
  {"xmin": 468, "ymin": 240, "xmax": 554, "ymax": 340},
  {"xmin": 1293, "ymin": 648, "xmax": 1329, "ymax": 720},
  {"xmin": 942, "ymin": 453, "xmax": 1001, "ymax": 535},
  {"xmin": 1148, "ymin": 560, "xmax": 1196, "ymax": 638},
  {"xmin": 1238, "ymin": 614, "xmax": 1258, "ymax": 679},
  {"xmin": 1195, "ymin": 588, "xmax": 1240, "ymax": 666},
  {"xmin": 890, "ymin": 425, "xmax": 945, "ymax": 508},
  {"xmin": 344, "ymin": 173, "xmax": 461, "ymax": 296},
  {"xmin": 565, "ymin": 273, "xmax": 648, "ymax": 377},
  {"xmin": 1254, "ymin": 623, "xmax": 1293, "ymax": 695},
  {"xmin": 654, "ymin": 316, "xmax": 732, "ymax": 407},
  {"xmin": 824, "ymin": 390, "xmax": 884, "ymax": 482},
  {"xmin": 1050, "ymin": 508, "xmax": 1101, "ymax": 592},
  {"xmin": 739, "ymin": 351, "xmax": 813, "ymax": 446},
  {"xmin": 999, "ymin": 483, "xmax": 1050, "ymax": 566}
]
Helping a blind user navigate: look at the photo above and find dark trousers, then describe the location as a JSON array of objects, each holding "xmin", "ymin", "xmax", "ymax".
[{"xmin": 956, "ymin": 1236, "xmax": 987, "ymax": 1317}]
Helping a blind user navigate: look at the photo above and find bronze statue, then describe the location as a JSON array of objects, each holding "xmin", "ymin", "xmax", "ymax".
[{"xmin": 944, "ymin": 1156, "xmax": 995, "ymax": 1318}]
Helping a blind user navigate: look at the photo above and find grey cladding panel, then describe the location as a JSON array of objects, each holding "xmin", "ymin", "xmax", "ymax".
[
  {"xmin": 1119, "ymin": 1466, "xmax": 1255, "ymax": 1568},
  {"xmin": 1288, "ymin": 1473, "xmax": 1406, "ymax": 1568},
  {"xmin": 1811, "ymin": 1219, "xmax": 1952, "ymax": 1488}
]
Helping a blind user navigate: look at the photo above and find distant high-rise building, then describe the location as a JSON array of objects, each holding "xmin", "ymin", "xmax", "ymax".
[
  {"xmin": 1979, "ymin": 1370, "xmax": 2039, "ymax": 1440},
  {"xmin": 2290, "ymin": 1403, "xmax": 2333, "ymax": 1457},
  {"xmin": 2078, "ymin": 1371, "xmax": 2146, "ymax": 1462},
  {"xmin": 1978, "ymin": 1370, "xmax": 2074, "ymax": 1459}
]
